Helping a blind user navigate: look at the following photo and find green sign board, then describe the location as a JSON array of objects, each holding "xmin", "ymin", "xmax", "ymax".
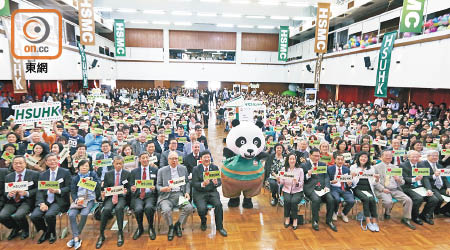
[
  {"xmin": 375, "ymin": 31, "xmax": 397, "ymax": 98},
  {"xmin": 278, "ymin": 26, "xmax": 289, "ymax": 61},
  {"xmin": 400, "ymin": 0, "xmax": 426, "ymax": 33},
  {"xmin": 114, "ymin": 19, "xmax": 126, "ymax": 56},
  {"xmin": 0, "ymin": 0, "xmax": 10, "ymax": 16},
  {"xmin": 77, "ymin": 41, "xmax": 88, "ymax": 88}
]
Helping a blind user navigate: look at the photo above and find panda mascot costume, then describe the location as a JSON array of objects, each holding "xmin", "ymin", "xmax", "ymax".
[{"xmin": 222, "ymin": 120, "xmax": 267, "ymax": 208}]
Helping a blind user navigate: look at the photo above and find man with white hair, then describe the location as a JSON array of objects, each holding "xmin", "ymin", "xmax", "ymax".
[
  {"xmin": 418, "ymin": 150, "xmax": 450, "ymax": 217},
  {"xmin": 182, "ymin": 132, "xmax": 205, "ymax": 157},
  {"xmin": 132, "ymin": 133, "xmax": 148, "ymax": 156},
  {"xmin": 400, "ymin": 150, "xmax": 439, "ymax": 225},
  {"xmin": 156, "ymin": 151, "xmax": 193, "ymax": 241}
]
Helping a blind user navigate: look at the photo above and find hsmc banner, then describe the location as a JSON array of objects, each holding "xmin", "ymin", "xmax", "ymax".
[
  {"xmin": 114, "ymin": 19, "xmax": 126, "ymax": 56},
  {"xmin": 400, "ymin": 0, "xmax": 426, "ymax": 33},
  {"xmin": 375, "ymin": 31, "xmax": 397, "ymax": 98},
  {"xmin": 314, "ymin": 2, "xmax": 331, "ymax": 54},
  {"xmin": 77, "ymin": 41, "xmax": 89, "ymax": 89},
  {"xmin": 278, "ymin": 26, "xmax": 289, "ymax": 61},
  {"xmin": 13, "ymin": 102, "xmax": 62, "ymax": 124},
  {"xmin": 0, "ymin": 0, "xmax": 10, "ymax": 16}
]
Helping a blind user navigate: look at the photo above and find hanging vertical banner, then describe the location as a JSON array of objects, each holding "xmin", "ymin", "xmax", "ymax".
[
  {"xmin": 314, "ymin": 54, "xmax": 324, "ymax": 89},
  {"xmin": 77, "ymin": 41, "xmax": 89, "ymax": 89},
  {"xmin": 375, "ymin": 31, "xmax": 397, "ymax": 98},
  {"xmin": 399, "ymin": 0, "xmax": 426, "ymax": 33},
  {"xmin": 278, "ymin": 26, "xmax": 289, "ymax": 61},
  {"xmin": 0, "ymin": 0, "xmax": 10, "ymax": 16},
  {"xmin": 314, "ymin": 2, "xmax": 331, "ymax": 54},
  {"xmin": 2, "ymin": 17, "xmax": 27, "ymax": 93},
  {"xmin": 78, "ymin": 0, "xmax": 95, "ymax": 45},
  {"xmin": 114, "ymin": 19, "xmax": 126, "ymax": 56}
]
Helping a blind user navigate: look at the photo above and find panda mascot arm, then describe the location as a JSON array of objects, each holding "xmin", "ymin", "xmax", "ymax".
[{"xmin": 221, "ymin": 120, "xmax": 267, "ymax": 209}]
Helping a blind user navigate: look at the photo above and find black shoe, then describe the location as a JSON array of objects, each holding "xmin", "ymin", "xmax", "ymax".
[
  {"xmin": 49, "ymin": 233, "xmax": 57, "ymax": 244},
  {"xmin": 148, "ymin": 227, "xmax": 156, "ymax": 240},
  {"xmin": 96, "ymin": 234, "xmax": 105, "ymax": 249},
  {"xmin": 284, "ymin": 223, "xmax": 290, "ymax": 228},
  {"xmin": 327, "ymin": 222, "xmax": 338, "ymax": 232},
  {"xmin": 312, "ymin": 221, "xmax": 319, "ymax": 231},
  {"xmin": 270, "ymin": 198, "xmax": 277, "ymax": 206},
  {"xmin": 218, "ymin": 228, "xmax": 228, "ymax": 237},
  {"xmin": 20, "ymin": 230, "xmax": 29, "ymax": 240},
  {"xmin": 444, "ymin": 212, "xmax": 450, "ymax": 217},
  {"xmin": 228, "ymin": 198, "xmax": 240, "ymax": 207},
  {"xmin": 201, "ymin": 221, "xmax": 207, "ymax": 231},
  {"xmin": 242, "ymin": 198, "xmax": 253, "ymax": 209},
  {"xmin": 384, "ymin": 214, "xmax": 391, "ymax": 220},
  {"xmin": 37, "ymin": 231, "xmax": 49, "ymax": 244},
  {"xmin": 117, "ymin": 232, "xmax": 124, "ymax": 247},
  {"xmin": 412, "ymin": 217, "xmax": 423, "ymax": 225},
  {"xmin": 175, "ymin": 221, "xmax": 182, "ymax": 237},
  {"xmin": 401, "ymin": 218, "xmax": 416, "ymax": 230},
  {"xmin": 133, "ymin": 228, "xmax": 143, "ymax": 240},
  {"xmin": 7, "ymin": 228, "xmax": 20, "ymax": 240},
  {"xmin": 421, "ymin": 216, "xmax": 434, "ymax": 225},
  {"xmin": 168, "ymin": 225, "xmax": 174, "ymax": 241}
]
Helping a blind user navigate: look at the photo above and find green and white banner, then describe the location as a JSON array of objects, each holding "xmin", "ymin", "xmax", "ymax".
[
  {"xmin": 77, "ymin": 41, "xmax": 88, "ymax": 88},
  {"xmin": 0, "ymin": 0, "xmax": 10, "ymax": 16},
  {"xmin": 114, "ymin": 19, "xmax": 126, "ymax": 56},
  {"xmin": 375, "ymin": 31, "xmax": 397, "ymax": 98},
  {"xmin": 278, "ymin": 26, "xmax": 289, "ymax": 61},
  {"xmin": 400, "ymin": 0, "xmax": 426, "ymax": 33},
  {"xmin": 13, "ymin": 102, "xmax": 63, "ymax": 124}
]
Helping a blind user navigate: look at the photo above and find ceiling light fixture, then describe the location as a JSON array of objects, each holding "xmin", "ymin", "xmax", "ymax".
[
  {"xmin": 143, "ymin": 10, "xmax": 165, "ymax": 15},
  {"xmin": 257, "ymin": 25, "xmax": 275, "ymax": 29},
  {"xmin": 230, "ymin": 0, "xmax": 250, "ymax": 4},
  {"xmin": 237, "ymin": 24, "xmax": 254, "ymax": 28},
  {"xmin": 174, "ymin": 22, "xmax": 192, "ymax": 26},
  {"xmin": 270, "ymin": 16, "xmax": 290, "ymax": 20},
  {"xmin": 152, "ymin": 21, "xmax": 170, "ymax": 25},
  {"xmin": 222, "ymin": 13, "xmax": 242, "ymax": 18},
  {"xmin": 197, "ymin": 12, "xmax": 217, "ymax": 17},
  {"xmin": 246, "ymin": 15, "xmax": 266, "ymax": 19},
  {"xmin": 117, "ymin": 8, "xmax": 137, "ymax": 13},
  {"xmin": 285, "ymin": 2, "xmax": 309, "ymax": 7},
  {"xmin": 172, "ymin": 11, "xmax": 193, "ymax": 16},
  {"xmin": 258, "ymin": 1, "xmax": 280, "ymax": 6},
  {"xmin": 129, "ymin": 20, "xmax": 149, "ymax": 24},
  {"xmin": 217, "ymin": 23, "xmax": 234, "ymax": 27}
]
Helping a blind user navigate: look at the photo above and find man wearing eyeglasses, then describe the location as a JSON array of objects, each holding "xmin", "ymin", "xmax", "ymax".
[{"xmin": 159, "ymin": 139, "xmax": 183, "ymax": 167}]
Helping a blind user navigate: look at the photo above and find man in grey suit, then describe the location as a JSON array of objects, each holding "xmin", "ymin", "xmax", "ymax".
[
  {"xmin": 374, "ymin": 150, "xmax": 415, "ymax": 229},
  {"xmin": 159, "ymin": 139, "xmax": 183, "ymax": 167},
  {"xmin": 132, "ymin": 133, "xmax": 148, "ymax": 156},
  {"xmin": 157, "ymin": 151, "xmax": 193, "ymax": 241},
  {"xmin": 182, "ymin": 131, "xmax": 205, "ymax": 157}
]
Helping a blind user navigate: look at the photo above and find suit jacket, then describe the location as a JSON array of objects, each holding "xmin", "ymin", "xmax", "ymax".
[
  {"xmin": 156, "ymin": 165, "xmax": 190, "ymax": 205},
  {"xmin": 192, "ymin": 164, "xmax": 221, "ymax": 195},
  {"xmin": 159, "ymin": 150, "xmax": 183, "ymax": 168},
  {"xmin": 153, "ymin": 140, "xmax": 168, "ymax": 154},
  {"xmin": 36, "ymin": 167, "xmax": 72, "ymax": 212},
  {"xmin": 102, "ymin": 169, "xmax": 131, "ymax": 202},
  {"xmin": 4, "ymin": 169, "xmax": 39, "ymax": 208},
  {"xmin": 130, "ymin": 166, "xmax": 158, "ymax": 201},
  {"xmin": 183, "ymin": 153, "xmax": 201, "ymax": 175},
  {"xmin": 327, "ymin": 165, "xmax": 351, "ymax": 190},
  {"xmin": 182, "ymin": 142, "xmax": 206, "ymax": 157},
  {"xmin": 418, "ymin": 161, "xmax": 449, "ymax": 190},
  {"xmin": 374, "ymin": 162, "xmax": 405, "ymax": 194},
  {"xmin": 148, "ymin": 152, "xmax": 161, "ymax": 168},
  {"xmin": 0, "ymin": 168, "xmax": 9, "ymax": 208},
  {"xmin": 301, "ymin": 161, "xmax": 330, "ymax": 195},
  {"xmin": 132, "ymin": 141, "xmax": 148, "ymax": 156},
  {"xmin": 95, "ymin": 152, "xmax": 116, "ymax": 177},
  {"xmin": 70, "ymin": 171, "xmax": 101, "ymax": 202},
  {"xmin": 400, "ymin": 160, "xmax": 432, "ymax": 191}
]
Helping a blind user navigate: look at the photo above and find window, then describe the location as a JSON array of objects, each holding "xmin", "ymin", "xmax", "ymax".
[{"xmin": 184, "ymin": 80, "xmax": 198, "ymax": 89}]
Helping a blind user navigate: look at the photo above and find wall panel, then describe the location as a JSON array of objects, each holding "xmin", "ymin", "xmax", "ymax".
[
  {"xmin": 169, "ymin": 31, "xmax": 236, "ymax": 50},
  {"xmin": 242, "ymin": 33, "xmax": 279, "ymax": 51},
  {"xmin": 116, "ymin": 80, "xmax": 155, "ymax": 89},
  {"xmin": 126, "ymin": 29, "xmax": 163, "ymax": 48}
]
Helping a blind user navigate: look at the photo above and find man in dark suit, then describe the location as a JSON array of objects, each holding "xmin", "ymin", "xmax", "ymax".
[
  {"xmin": 145, "ymin": 141, "xmax": 161, "ymax": 168},
  {"xmin": 0, "ymin": 168, "xmax": 8, "ymax": 211},
  {"xmin": 419, "ymin": 150, "xmax": 450, "ymax": 217},
  {"xmin": 192, "ymin": 151, "xmax": 227, "ymax": 236},
  {"xmin": 130, "ymin": 152, "xmax": 158, "ymax": 240},
  {"xmin": 30, "ymin": 153, "xmax": 72, "ymax": 244},
  {"xmin": 390, "ymin": 139, "xmax": 406, "ymax": 166},
  {"xmin": 153, "ymin": 133, "xmax": 168, "ymax": 154},
  {"xmin": 95, "ymin": 141, "xmax": 116, "ymax": 181},
  {"xmin": 327, "ymin": 154, "xmax": 354, "ymax": 223},
  {"xmin": 96, "ymin": 156, "xmax": 131, "ymax": 248},
  {"xmin": 183, "ymin": 141, "xmax": 203, "ymax": 175},
  {"xmin": 401, "ymin": 150, "xmax": 438, "ymax": 225},
  {"xmin": 301, "ymin": 148, "xmax": 336, "ymax": 232},
  {"xmin": 0, "ymin": 156, "xmax": 38, "ymax": 240},
  {"xmin": 160, "ymin": 139, "xmax": 183, "ymax": 167}
]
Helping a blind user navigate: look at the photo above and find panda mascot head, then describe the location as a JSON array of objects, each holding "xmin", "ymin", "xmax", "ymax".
[{"xmin": 224, "ymin": 120, "xmax": 266, "ymax": 160}]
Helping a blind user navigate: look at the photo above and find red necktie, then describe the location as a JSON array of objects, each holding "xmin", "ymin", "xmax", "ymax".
[
  {"xmin": 112, "ymin": 172, "xmax": 120, "ymax": 204},
  {"xmin": 396, "ymin": 156, "xmax": 401, "ymax": 165},
  {"xmin": 140, "ymin": 167, "xmax": 147, "ymax": 199},
  {"xmin": 338, "ymin": 168, "xmax": 345, "ymax": 191},
  {"xmin": 15, "ymin": 174, "xmax": 22, "ymax": 203}
]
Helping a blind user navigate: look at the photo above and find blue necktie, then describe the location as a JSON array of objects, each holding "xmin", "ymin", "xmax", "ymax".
[{"xmin": 47, "ymin": 171, "xmax": 56, "ymax": 204}]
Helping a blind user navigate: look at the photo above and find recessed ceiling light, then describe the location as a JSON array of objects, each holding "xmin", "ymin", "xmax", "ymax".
[
  {"xmin": 285, "ymin": 2, "xmax": 309, "ymax": 7},
  {"xmin": 174, "ymin": 22, "xmax": 192, "ymax": 26},
  {"xmin": 217, "ymin": 23, "xmax": 234, "ymax": 27},
  {"xmin": 95, "ymin": 7, "xmax": 112, "ymax": 12},
  {"xmin": 237, "ymin": 24, "xmax": 254, "ymax": 28},
  {"xmin": 129, "ymin": 20, "xmax": 149, "ymax": 24},
  {"xmin": 270, "ymin": 16, "xmax": 290, "ymax": 20},
  {"xmin": 172, "ymin": 11, "xmax": 193, "ymax": 16},
  {"xmin": 222, "ymin": 13, "xmax": 242, "ymax": 18},
  {"xmin": 257, "ymin": 25, "xmax": 275, "ymax": 29},
  {"xmin": 117, "ymin": 8, "xmax": 137, "ymax": 13},
  {"xmin": 143, "ymin": 10, "xmax": 165, "ymax": 15},
  {"xmin": 197, "ymin": 12, "xmax": 217, "ymax": 17},
  {"xmin": 152, "ymin": 21, "xmax": 170, "ymax": 25},
  {"xmin": 246, "ymin": 15, "xmax": 266, "ymax": 19},
  {"xmin": 230, "ymin": 0, "xmax": 250, "ymax": 4},
  {"xmin": 258, "ymin": 1, "xmax": 280, "ymax": 6}
]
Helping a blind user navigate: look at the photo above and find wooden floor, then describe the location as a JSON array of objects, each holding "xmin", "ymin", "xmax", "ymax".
[{"xmin": 2, "ymin": 105, "xmax": 450, "ymax": 250}]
